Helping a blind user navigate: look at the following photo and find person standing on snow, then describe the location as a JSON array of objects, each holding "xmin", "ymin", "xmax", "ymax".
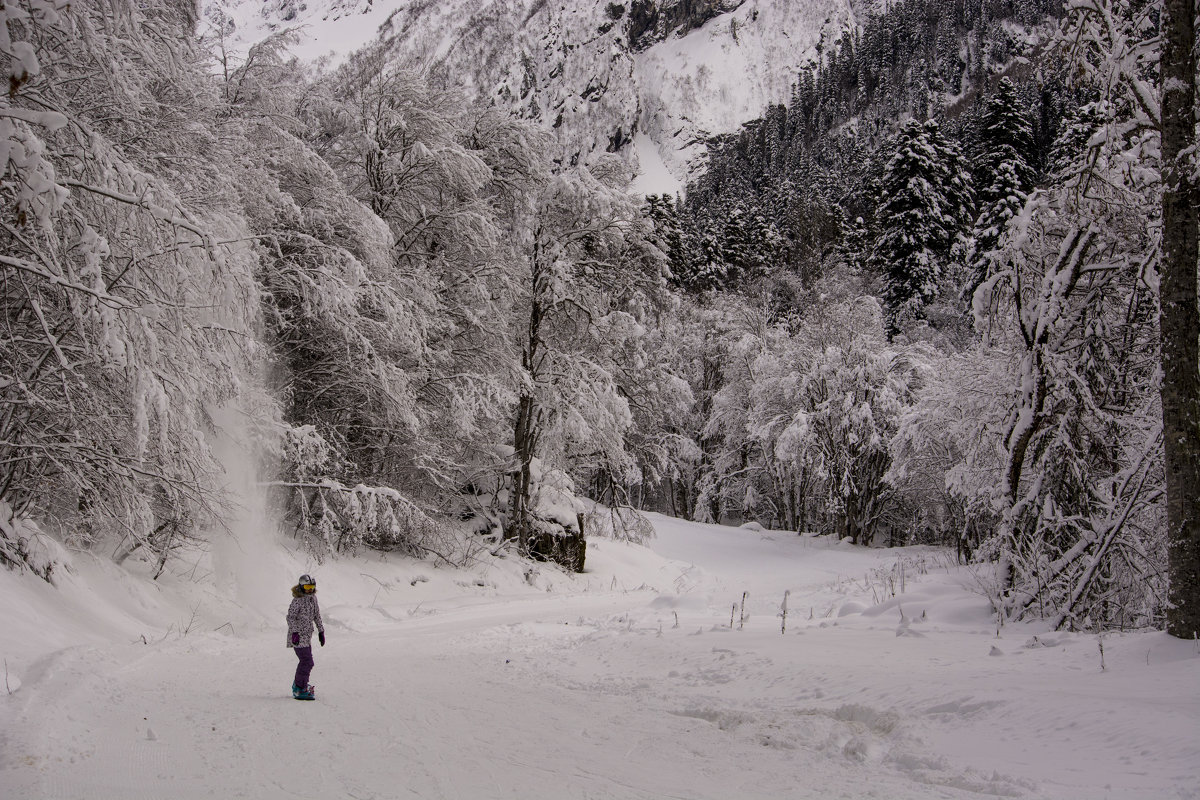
[{"xmin": 286, "ymin": 573, "xmax": 325, "ymax": 700}]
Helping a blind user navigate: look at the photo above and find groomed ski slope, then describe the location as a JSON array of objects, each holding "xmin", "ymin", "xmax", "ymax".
[{"xmin": 1, "ymin": 513, "xmax": 1197, "ymax": 799}]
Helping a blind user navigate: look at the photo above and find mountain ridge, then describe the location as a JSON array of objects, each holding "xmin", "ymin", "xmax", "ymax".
[{"xmin": 204, "ymin": 0, "xmax": 855, "ymax": 190}]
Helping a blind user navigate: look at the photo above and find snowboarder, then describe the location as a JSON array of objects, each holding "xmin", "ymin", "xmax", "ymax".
[{"xmin": 286, "ymin": 573, "xmax": 325, "ymax": 700}]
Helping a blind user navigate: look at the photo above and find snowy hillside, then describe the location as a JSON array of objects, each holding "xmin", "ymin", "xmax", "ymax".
[
  {"xmin": 203, "ymin": 0, "xmax": 854, "ymax": 191},
  {"xmin": 2, "ymin": 514, "xmax": 1196, "ymax": 799}
]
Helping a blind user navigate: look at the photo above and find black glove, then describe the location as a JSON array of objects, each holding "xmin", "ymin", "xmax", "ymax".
[
  {"xmin": 318, "ymin": 631, "xmax": 325, "ymax": 647},
  {"xmin": 291, "ymin": 632, "xmax": 299, "ymax": 646}
]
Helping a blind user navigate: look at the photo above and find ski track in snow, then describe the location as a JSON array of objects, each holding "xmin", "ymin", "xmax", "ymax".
[{"xmin": 2, "ymin": 514, "xmax": 1198, "ymax": 799}]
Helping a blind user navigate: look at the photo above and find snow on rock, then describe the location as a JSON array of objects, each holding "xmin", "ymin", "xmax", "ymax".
[
  {"xmin": 202, "ymin": 0, "xmax": 852, "ymax": 189},
  {"xmin": 633, "ymin": 0, "xmax": 853, "ymax": 180},
  {"xmin": 630, "ymin": 130, "xmax": 683, "ymax": 196}
]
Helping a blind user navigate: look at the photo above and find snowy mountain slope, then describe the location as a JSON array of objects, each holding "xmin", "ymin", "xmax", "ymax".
[
  {"xmin": 2, "ymin": 514, "xmax": 1197, "ymax": 799},
  {"xmin": 203, "ymin": 0, "xmax": 855, "ymax": 191},
  {"xmin": 630, "ymin": 1, "xmax": 853, "ymax": 183}
]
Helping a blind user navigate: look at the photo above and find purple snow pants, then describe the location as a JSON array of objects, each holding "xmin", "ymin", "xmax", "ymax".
[{"xmin": 293, "ymin": 646, "xmax": 314, "ymax": 689}]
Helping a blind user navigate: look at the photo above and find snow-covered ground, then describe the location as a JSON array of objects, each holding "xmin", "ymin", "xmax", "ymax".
[{"xmin": 1, "ymin": 514, "xmax": 1196, "ymax": 799}]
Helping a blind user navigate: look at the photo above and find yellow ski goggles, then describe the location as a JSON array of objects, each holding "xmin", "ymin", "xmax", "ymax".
[{"xmin": 301, "ymin": 583, "xmax": 316, "ymax": 593}]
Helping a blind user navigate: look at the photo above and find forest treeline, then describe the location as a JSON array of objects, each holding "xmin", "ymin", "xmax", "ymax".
[{"xmin": 0, "ymin": 0, "xmax": 1193, "ymax": 635}]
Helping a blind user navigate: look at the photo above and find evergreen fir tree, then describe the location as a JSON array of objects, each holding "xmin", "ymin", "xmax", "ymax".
[
  {"xmin": 722, "ymin": 204, "xmax": 755, "ymax": 283},
  {"xmin": 645, "ymin": 194, "xmax": 690, "ymax": 284},
  {"xmin": 837, "ymin": 214, "xmax": 870, "ymax": 272},
  {"xmin": 969, "ymin": 78, "xmax": 1037, "ymax": 294},
  {"xmin": 692, "ymin": 229, "xmax": 728, "ymax": 291},
  {"xmin": 872, "ymin": 119, "xmax": 974, "ymax": 336},
  {"xmin": 1046, "ymin": 102, "xmax": 1107, "ymax": 179},
  {"xmin": 976, "ymin": 78, "xmax": 1037, "ymax": 197}
]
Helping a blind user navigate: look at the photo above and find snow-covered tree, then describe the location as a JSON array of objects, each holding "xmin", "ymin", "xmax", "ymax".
[
  {"xmin": 969, "ymin": 77, "xmax": 1037, "ymax": 294},
  {"xmin": 644, "ymin": 193, "xmax": 690, "ymax": 284},
  {"xmin": 688, "ymin": 271, "xmax": 926, "ymax": 542},
  {"xmin": 966, "ymin": 10, "xmax": 1167, "ymax": 626},
  {"xmin": 591, "ymin": 299, "xmax": 695, "ymax": 531},
  {"xmin": 504, "ymin": 158, "xmax": 668, "ymax": 553},
  {"xmin": 697, "ymin": 305, "xmax": 777, "ymax": 525},
  {"xmin": 209, "ymin": 46, "xmax": 429, "ymax": 551},
  {"xmin": 781, "ymin": 299, "xmax": 925, "ymax": 544},
  {"xmin": 0, "ymin": 0, "xmax": 260, "ymax": 572},
  {"xmin": 1159, "ymin": 0, "xmax": 1200, "ymax": 638},
  {"xmin": 872, "ymin": 119, "xmax": 974, "ymax": 337}
]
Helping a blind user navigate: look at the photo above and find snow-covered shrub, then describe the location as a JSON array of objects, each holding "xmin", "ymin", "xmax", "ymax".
[
  {"xmin": 288, "ymin": 479, "xmax": 447, "ymax": 559},
  {"xmin": 888, "ymin": 348, "xmax": 1007, "ymax": 559},
  {"xmin": 582, "ymin": 502, "xmax": 655, "ymax": 544},
  {"xmin": 0, "ymin": 501, "xmax": 67, "ymax": 583},
  {"xmin": 460, "ymin": 448, "xmax": 587, "ymax": 572},
  {"xmin": 692, "ymin": 285, "xmax": 925, "ymax": 544}
]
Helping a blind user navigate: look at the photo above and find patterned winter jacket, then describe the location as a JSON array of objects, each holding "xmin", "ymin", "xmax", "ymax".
[{"xmin": 286, "ymin": 588, "xmax": 324, "ymax": 649}]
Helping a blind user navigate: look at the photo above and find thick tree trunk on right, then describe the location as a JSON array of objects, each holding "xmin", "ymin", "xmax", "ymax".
[{"xmin": 1160, "ymin": 0, "xmax": 1200, "ymax": 639}]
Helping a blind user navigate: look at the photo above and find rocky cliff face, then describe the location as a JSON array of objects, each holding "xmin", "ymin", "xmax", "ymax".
[
  {"xmin": 625, "ymin": 0, "xmax": 747, "ymax": 51},
  {"xmin": 204, "ymin": 0, "xmax": 854, "ymax": 190}
]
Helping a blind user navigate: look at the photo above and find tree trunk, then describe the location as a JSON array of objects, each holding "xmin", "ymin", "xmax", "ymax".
[
  {"xmin": 508, "ymin": 392, "xmax": 537, "ymax": 553},
  {"xmin": 680, "ymin": 474, "xmax": 693, "ymax": 521},
  {"xmin": 508, "ymin": 237, "xmax": 546, "ymax": 554},
  {"xmin": 786, "ymin": 480, "xmax": 797, "ymax": 533},
  {"xmin": 1161, "ymin": 0, "xmax": 1200, "ymax": 639}
]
